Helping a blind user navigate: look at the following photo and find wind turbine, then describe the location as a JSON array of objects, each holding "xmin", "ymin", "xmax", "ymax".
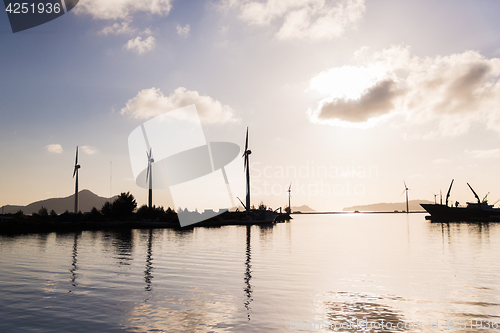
[
  {"xmin": 432, "ymin": 192, "xmax": 438, "ymax": 205},
  {"xmin": 242, "ymin": 128, "xmax": 252, "ymax": 212},
  {"xmin": 146, "ymin": 148, "xmax": 154, "ymax": 208},
  {"xmin": 73, "ymin": 146, "xmax": 81, "ymax": 214},
  {"xmin": 287, "ymin": 183, "xmax": 292, "ymax": 214},
  {"xmin": 401, "ymin": 180, "xmax": 409, "ymax": 213}
]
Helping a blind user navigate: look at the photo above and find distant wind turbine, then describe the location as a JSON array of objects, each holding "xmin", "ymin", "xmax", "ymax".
[
  {"xmin": 287, "ymin": 183, "xmax": 292, "ymax": 214},
  {"xmin": 146, "ymin": 148, "xmax": 154, "ymax": 208},
  {"xmin": 242, "ymin": 128, "xmax": 252, "ymax": 212},
  {"xmin": 73, "ymin": 146, "xmax": 81, "ymax": 214},
  {"xmin": 401, "ymin": 180, "xmax": 409, "ymax": 213}
]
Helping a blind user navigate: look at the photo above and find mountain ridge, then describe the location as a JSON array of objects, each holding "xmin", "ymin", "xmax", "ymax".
[{"xmin": 1, "ymin": 190, "xmax": 117, "ymax": 215}]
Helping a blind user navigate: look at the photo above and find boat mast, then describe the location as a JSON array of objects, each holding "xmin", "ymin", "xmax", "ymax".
[
  {"xmin": 445, "ymin": 179, "xmax": 454, "ymax": 207},
  {"xmin": 467, "ymin": 183, "xmax": 481, "ymax": 204}
]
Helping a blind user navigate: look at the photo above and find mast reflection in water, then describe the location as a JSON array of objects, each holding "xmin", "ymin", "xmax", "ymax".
[{"xmin": 243, "ymin": 225, "xmax": 253, "ymax": 321}]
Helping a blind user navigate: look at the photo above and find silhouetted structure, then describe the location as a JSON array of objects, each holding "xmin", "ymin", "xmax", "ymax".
[
  {"xmin": 73, "ymin": 146, "xmax": 81, "ymax": 214},
  {"xmin": 421, "ymin": 181, "xmax": 500, "ymax": 222},
  {"xmin": 243, "ymin": 128, "xmax": 252, "ymax": 212},
  {"xmin": 146, "ymin": 148, "xmax": 154, "ymax": 208}
]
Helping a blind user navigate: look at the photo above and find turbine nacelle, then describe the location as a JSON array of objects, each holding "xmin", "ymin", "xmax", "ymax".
[
  {"xmin": 73, "ymin": 165, "xmax": 80, "ymax": 177},
  {"xmin": 146, "ymin": 148, "xmax": 154, "ymax": 183}
]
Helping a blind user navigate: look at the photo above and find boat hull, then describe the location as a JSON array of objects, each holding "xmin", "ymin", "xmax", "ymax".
[{"xmin": 420, "ymin": 203, "xmax": 500, "ymax": 222}]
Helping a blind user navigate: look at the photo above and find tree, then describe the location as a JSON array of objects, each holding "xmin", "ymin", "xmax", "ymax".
[
  {"xmin": 49, "ymin": 210, "xmax": 57, "ymax": 217},
  {"xmin": 111, "ymin": 192, "xmax": 137, "ymax": 219},
  {"xmin": 101, "ymin": 201, "xmax": 112, "ymax": 218},
  {"xmin": 90, "ymin": 207, "xmax": 102, "ymax": 221},
  {"xmin": 38, "ymin": 207, "xmax": 48, "ymax": 217},
  {"xmin": 136, "ymin": 204, "xmax": 150, "ymax": 219}
]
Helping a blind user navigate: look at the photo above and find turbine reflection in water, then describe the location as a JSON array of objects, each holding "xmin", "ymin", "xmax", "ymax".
[
  {"xmin": 243, "ymin": 225, "xmax": 253, "ymax": 321},
  {"xmin": 144, "ymin": 229, "xmax": 154, "ymax": 293},
  {"xmin": 69, "ymin": 232, "xmax": 79, "ymax": 293}
]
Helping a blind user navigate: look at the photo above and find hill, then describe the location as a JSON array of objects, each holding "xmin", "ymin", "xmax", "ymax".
[
  {"xmin": 343, "ymin": 200, "xmax": 433, "ymax": 212},
  {"xmin": 291, "ymin": 205, "xmax": 315, "ymax": 212},
  {"xmin": 2, "ymin": 190, "xmax": 117, "ymax": 215}
]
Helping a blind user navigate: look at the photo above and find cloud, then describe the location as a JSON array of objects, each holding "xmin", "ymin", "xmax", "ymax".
[
  {"xmin": 45, "ymin": 144, "xmax": 63, "ymax": 154},
  {"xmin": 176, "ymin": 24, "xmax": 190, "ymax": 38},
  {"xmin": 220, "ymin": 0, "xmax": 365, "ymax": 41},
  {"xmin": 308, "ymin": 45, "xmax": 500, "ymax": 136},
  {"xmin": 74, "ymin": 0, "xmax": 173, "ymax": 20},
  {"xmin": 309, "ymin": 78, "xmax": 404, "ymax": 123},
  {"xmin": 120, "ymin": 87, "xmax": 238, "ymax": 124},
  {"xmin": 99, "ymin": 21, "xmax": 136, "ymax": 35},
  {"xmin": 465, "ymin": 149, "xmax": 500, "ymax": 159},
  {"xmin": 124, "ymin": 36, "xmax": 156, "ymax": 54},
  {"xmin": 81, "ymin": 146, "xmax": 98, "ymax": 155}
]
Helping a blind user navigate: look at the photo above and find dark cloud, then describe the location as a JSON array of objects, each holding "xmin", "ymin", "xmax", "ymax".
[
  {"xmin": 437, "ymin": 62, "xmax": 492, "ymax": 113},
  {"xmin": 314, "ymin": 78, "xmax": 403, "ymax": 122}
]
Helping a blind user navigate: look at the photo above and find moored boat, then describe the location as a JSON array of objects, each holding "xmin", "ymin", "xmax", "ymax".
[{"xmin": 421, "ymin": 180, "xmax": 500, "ymax": 222}]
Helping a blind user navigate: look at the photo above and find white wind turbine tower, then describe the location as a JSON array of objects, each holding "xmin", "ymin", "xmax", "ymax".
[
  {"xmin": 146, "ymin": 148, "xmax": 154, "ymax": 208},
  {"xmin": 73, "ymin": 146, "xmax": 81, "ymax": 214},
  {"xmin": 401, "ymin": 180, "xmax": 409, "ymax": 213}
]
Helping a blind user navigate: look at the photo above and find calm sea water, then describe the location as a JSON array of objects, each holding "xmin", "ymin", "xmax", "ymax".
[{"xmin": 1, "ymin": 214, "xmax": 500, "ymax": 332}]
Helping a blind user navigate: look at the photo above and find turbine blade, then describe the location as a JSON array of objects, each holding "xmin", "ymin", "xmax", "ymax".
[
  {"xmin": 245, "ymin": 127, "xmax": 248, "ymax": 152},
  {"xmin": 403, "ymin": 180, "xmax": 407, "ymax": 189},
  {"xmin": 244, "ymin": 154, "xmax": 247, "ymax": 171},
  {"xmin": 400, "ymin": 189, "xmax": 406, "ymax": 196},
  {"xmin": 73, "ymin": 166, "xmax": 77, "ymax": 178},
  {"xmin": 237, "ymin": 197, "xmax": 246, "ymax": 210},
  {"xmin": 75, "ymin": 146, "xmax": 78, "ymax": 166},
  {"xmin": 288, "ymin": 183, "xmax": 292, "ymax": 192}
]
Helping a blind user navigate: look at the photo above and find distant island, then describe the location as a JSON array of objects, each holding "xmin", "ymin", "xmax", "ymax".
[
  {"xmin": 1, "ymin": 190, "xmax": 117, "ymax": 215},
  {"xmin": 343, "ymin": 200, "xmax": 433, "ymax": 212},
  {"xmin": 291, "ymin": 205, "xmax": 315, "ymax": 212}
]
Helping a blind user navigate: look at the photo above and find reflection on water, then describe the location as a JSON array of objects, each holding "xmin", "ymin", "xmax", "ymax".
[
  {"xmin": 69, "ymin": 232, "xmax": 79, "ymax": 292},
  {"xmin": 111, "ymin": 229, "xmax": 134, "ymax": 266},
  {"xmin": 144, "ymin": 229, "xmax": 154, "ymax": 292},
  {"xmin": 244, "ymin": 225, "xmax": 253, "ymax": 321},
  {"xmin": 321, "ymin": 292, "xmax": 406, "ymax": 332},
  {"xmin": 1, "ymin": 214, "xmax": 500, "ymax": 332}
]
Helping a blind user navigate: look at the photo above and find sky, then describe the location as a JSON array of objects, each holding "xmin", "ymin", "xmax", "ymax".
[{"xmin": 2, "ymin": 0, "xmax": 500, "ymax": 211}]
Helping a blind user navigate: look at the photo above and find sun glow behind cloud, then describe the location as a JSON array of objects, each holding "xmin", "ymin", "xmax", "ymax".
[
  {"xmin": 309, "ymin": 65, "xmax": 387, "ymax": 100},
  {"xmin": 308, "ymin": 45, "xmax": 500, "ymax": 136}
]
